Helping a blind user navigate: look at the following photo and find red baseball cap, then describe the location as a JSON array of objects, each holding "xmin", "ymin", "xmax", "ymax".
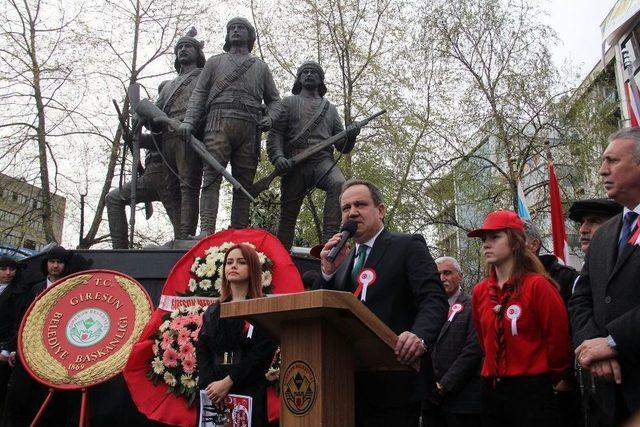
[{"xmin": 467, "ymin": 210, "xmax": 524, "ymax": 237}]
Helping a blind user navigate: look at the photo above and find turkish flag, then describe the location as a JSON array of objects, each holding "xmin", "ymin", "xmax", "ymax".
[{"xmin": 549, "ymin": 162, "xmax": 569, "ymax": 264}]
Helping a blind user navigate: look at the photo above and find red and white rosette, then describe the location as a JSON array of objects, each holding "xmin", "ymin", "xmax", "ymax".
[
  {"xmin": 448, "ymin": 303, "xmax": 463, "ymax": 321},
  {"xmin": 506, "ymin": 304, "xmax": 521, "ymax": 336},
  {"xmin": 356, "ymin": 268, "xmax": 377, "ymax": 302}
]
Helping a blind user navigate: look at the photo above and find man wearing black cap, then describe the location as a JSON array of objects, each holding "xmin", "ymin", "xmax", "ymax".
[
  {"xmin": 3, "ymin": 245, "xmax": 72, "ymax": 426},
  {"xmin": 568, "ymin": 198, "xmax": 622, "ymax": 254},
  {"xmin": 153, "ymin": 27, "xmax": 205, "ymax": 240},
  {"xmin": 567, "ymin": 199, "xmax": 622, "ymax": 427},
  {"xmin": 267, "ymin": 61, "xmax": 360, "ymax": 250},
  {"xmin": 180, "ymin": 17, "xmax": 281, "ymax": 235}
]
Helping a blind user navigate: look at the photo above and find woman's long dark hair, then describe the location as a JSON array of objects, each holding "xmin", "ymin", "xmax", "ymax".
[
  {"xmin": 485, "ymin": 228, "xmax": 558, "ymax": 291},
  {"xmin": 219, "ymin": 244, "xmax": 264, "ymax": 302}
]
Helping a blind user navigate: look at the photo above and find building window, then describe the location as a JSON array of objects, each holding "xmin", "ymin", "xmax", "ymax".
[
  {"xmin": 23, "ymin": 239, "xmax": 36, "ymax": 250},
  {"xmin": 11, "ymin": 192, "xmax": 17, "ymax": 202}
]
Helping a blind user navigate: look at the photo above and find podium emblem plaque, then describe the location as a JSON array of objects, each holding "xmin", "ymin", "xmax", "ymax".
[{"xmin": 282, "ymin": 360, "xmax": 317, "ymax": 416}]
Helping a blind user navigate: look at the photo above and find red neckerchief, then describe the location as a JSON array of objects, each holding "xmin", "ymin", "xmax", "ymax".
[{"xmin": 487, "ymin": 273, "xmax": 514, "ymax": 376}]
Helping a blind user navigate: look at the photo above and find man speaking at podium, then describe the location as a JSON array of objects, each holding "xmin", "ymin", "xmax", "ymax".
[{"xmin": 316, "ymin": 179, "xmax": 448, "ymax": 426}]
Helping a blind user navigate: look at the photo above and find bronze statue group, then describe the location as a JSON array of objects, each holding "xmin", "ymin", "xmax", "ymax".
[{"xmin": 107, "ymin": 17, "xmax": 360, "ymax": 251}]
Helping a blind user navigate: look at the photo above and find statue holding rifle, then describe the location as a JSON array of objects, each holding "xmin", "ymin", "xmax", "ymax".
[
  {"xmin": 179, "ymin": 17, "xmax": 281, "ymax": 236},
  {"xmin": 266, "ymin": 61, "xmax": 361, "ymax": 250},
  {"xmin": 153, "ymin": 27, "xmax": 205, "ymax": 240}
]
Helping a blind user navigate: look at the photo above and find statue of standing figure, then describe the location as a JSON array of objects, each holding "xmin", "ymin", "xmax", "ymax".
[
  {"xmin": 267, "ymin": 61, "xmax": 360, "ymax": 250},
  {"xmin": 154, "ymin": 28, "xmax": 205, "ymax": 239},
  {"xmin": 180, "ymin": 17, "xmax": 281, "ymax": 236}
]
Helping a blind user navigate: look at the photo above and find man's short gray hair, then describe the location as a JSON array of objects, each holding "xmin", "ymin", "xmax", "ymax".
[
  {"xmin": 608, "ymin": 127, "xmax": 640, "ymax": 162},
  {"xmin": 523, "ymin": 221, "xmax": 542, "ymax": 241},
  {"xmin": 435, "ymin": 256, "xmax": 462, "ymax": 273}
]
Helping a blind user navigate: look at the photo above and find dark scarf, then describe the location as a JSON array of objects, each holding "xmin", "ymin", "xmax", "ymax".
[{"xmin": 489, "ymin": 282, "xmax": 514, "ymax": 376}]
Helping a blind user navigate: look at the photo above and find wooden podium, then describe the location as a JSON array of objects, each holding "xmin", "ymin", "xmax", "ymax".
[{"xmin": 221, "ymin": 290, "xmax": 413, "ymax": 427}]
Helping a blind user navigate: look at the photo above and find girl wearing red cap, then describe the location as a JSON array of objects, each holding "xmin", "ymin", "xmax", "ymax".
[{"xmin": 468, "ymin": 210, "xmax": 572, "ymax": 427}]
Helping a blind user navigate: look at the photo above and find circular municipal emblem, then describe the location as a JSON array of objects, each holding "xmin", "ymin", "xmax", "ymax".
[
  {"xmin": 282, "ymin": 360, "xmax": 317, "ymax": 416},
  {"xmin": 18, "ymin": 270, "xmax": 152, "ymax": 389},
  {"xmin": 66, "ymin": 308, "xmax": 111, "ymax": 347}
]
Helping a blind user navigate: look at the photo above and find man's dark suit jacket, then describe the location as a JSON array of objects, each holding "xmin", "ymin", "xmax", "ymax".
[
  {"xmin": 569, "ymin": 213, "xmax": 640, "ymax": 419},
  {"xmin": 0, "ymin": 283, "xmax": 19, "ymax": 350},
  {"xmin": 429, "ymin": 291, "xmax": 482, "ymax": 414},
  {"xmin": 315, "ymin": 229, "xmax": 448, "ymax": 407}
]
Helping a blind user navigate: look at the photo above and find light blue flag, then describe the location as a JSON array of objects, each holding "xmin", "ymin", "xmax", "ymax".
[{"xmin": 517, "ymin": 181, "xmax": 531, "ymax": 220}]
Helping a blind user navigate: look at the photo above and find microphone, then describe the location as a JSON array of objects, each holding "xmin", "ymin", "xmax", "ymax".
[{"xmin": 326, "ymin": 220, "xmax": 358, "ymax": 262}]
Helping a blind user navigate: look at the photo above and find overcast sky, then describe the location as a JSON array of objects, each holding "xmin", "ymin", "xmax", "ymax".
[{"xmin": 544, "ymin": 0, "xmax": 618, "ymax": 82}]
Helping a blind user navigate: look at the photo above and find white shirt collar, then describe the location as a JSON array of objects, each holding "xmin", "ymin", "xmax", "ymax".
[
  {"xmin": 622, "ymin": 204, "xmax": 640, "ymax": 217},
  {"xmin": 355, "ymin": 226, "xmax": 385, "ymax": 251},
  {"xmin": 47, "ymin": 277, "xmax": 54, "ymax": 288},
  {"xmin": 622, "ymin": 204, "xmax": 640, "ymax": 230},
  {"xmin": 0, "ymin": 284, "xmax": 7, "ymax": 295}
]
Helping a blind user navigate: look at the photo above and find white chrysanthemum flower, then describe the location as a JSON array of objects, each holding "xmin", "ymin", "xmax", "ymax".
[
  {"xmin": 257, "ymin": 253, "xmax": 267, "ymax": 265},
  {"xmin": 187, "ymin": 304, "xmax": 201, "ymax": 314},
  {"xmin": 151, "ymin": 357, "xmax": 165, "ymax": 374},
  {"xmin": 262, "ymin": 271, "xmax": 272, "ymax": 287},
  {"xmin": 180, "ymin": 374, "xmax": 197, "ymax": 389},
  {"xmin": 170, "ymin": 310, "xmax": 179, "ymax": 319},
  {"xmin": 203, "ymin": 259, "xmax": 216, "ymax": 276},
  {"xmin": 159, "ymin": 320, "xmax": 171, "ymax": 332},
  {"xmin": 190, "ymin": 257, "xmax": 201, "ymax": 272},
  {"xmin": 163, "ymin": 372, "xmax": 177, "ymax": 387},
  {"xmin": 152, "ymin": 342, "xmax": 160, "ymax": 355},
  {"xmin": 188, "ymin": 279, "xmax": 198, "ymax": 292},
  {"xmin": 200, "ymin": 279, "xmax": 212, "ymax": 290},
  {"xmin": 195, "ymin": 262, "xmax": 209, "ymax": 278},
  {"xmin": 214, "ymin": 277, "xmax": 222, "ymax": 291},
  {"xmin": 219, "ymin": 242, "xmax": 233, "ymax": 251}
]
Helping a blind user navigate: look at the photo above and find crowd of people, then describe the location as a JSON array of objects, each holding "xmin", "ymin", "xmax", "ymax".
[
  {"xmin": 311, "ymin": 126, "xmax": 640, "ymax": 427},
  {"xmin": 1, "ymin": 128, "xmax": 640, "ymax": 427}
]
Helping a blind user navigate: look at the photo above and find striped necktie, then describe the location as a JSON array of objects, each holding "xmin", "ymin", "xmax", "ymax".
[
  {"xmin": 351, "ymin": 244, "xmax": 368, "ymax": 288},
  {"xmin": 618, "ymin": 211, "xmax": 638, "ymax": 257}
]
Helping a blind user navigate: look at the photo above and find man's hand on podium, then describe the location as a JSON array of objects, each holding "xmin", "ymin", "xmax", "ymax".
[{"xmin": 395, "ymin": 331, "xmax": 426, "ymax": 365}]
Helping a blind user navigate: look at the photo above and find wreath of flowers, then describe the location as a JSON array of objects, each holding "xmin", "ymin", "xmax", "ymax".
[
  {"xmin": 148, "ymin": 241, "xmax": 274, "ymax": 405},
  {"xmin": 183, "ymin": 241, "xmax": 273, "ymax": 297},
  {"xmin": 147, "ymin": 305, "xmax": 204, "ymax": 406}
]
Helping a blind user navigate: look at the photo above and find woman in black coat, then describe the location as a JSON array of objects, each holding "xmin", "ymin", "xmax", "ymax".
[
  {"xmin": 0, "ymin": 255, "xmax": 25, "ymax": 422},
  {"xmin": 197, "ymin": 243, "xmax": 277, "ymax": 427}
]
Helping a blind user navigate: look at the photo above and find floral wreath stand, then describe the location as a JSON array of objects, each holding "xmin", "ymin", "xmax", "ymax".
[{"xmin": 123, "ymin": 228, "xmax": 304, "ymax": 427}]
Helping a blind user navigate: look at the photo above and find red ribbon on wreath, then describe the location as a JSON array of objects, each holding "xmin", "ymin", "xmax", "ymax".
[{"xmin": 123, "ymin": 228, "xmax": 304, "ymax": 426}]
